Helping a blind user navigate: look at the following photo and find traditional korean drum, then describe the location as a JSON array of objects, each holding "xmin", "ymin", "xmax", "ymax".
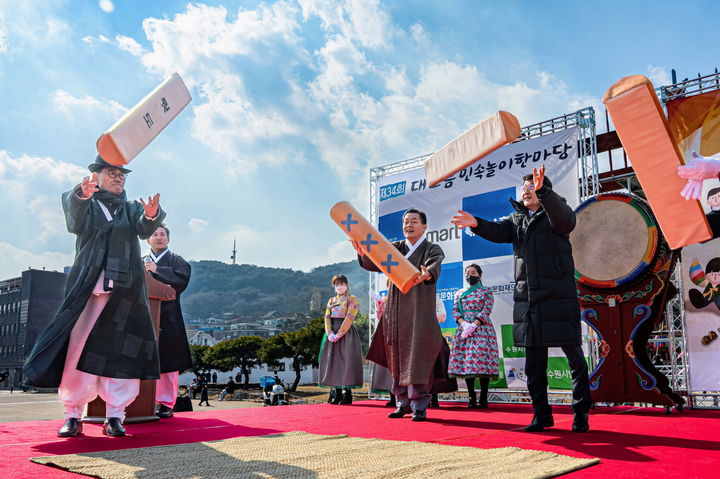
[{"xmin": 570, "ymin": 192, "xmax": 660, "ymax": 289}]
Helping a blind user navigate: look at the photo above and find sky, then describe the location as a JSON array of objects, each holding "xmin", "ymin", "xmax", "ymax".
[{"xmin": 0, "ymin": 0, "xmax": 717, "ymax": 279}]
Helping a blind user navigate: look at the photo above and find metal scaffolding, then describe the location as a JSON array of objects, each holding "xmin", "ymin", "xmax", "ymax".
[{"xmin": 658, "ymin": 70, "xmax": 720, "ymax": 409}]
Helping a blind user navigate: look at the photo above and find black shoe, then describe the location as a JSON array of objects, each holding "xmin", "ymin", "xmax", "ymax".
[
  {"xmin": 429, "ymin": 395, "xmax": 440, "ymax": 408},
  {"xmin": 156, "ymin": 404, "xmax": 174, "ymax": 419},
  {"xmin": 385, "ymin": 396, "xmax": 396, "ymax": 408},
  {"xmin": 476, "ymin": 399, "xmax": 488, "ymax": 409},
  {"xmin": 58, "ymin": 418, "xmax": 83, "ymax": 437},
  {"xmin": 572, "ymin": 413, "xmax": 590, "ymax": 433},
  {"xmin": 330, "ymin": 388, "xmax": 343, "ymax": 405},
  {"xmin": 102, "ymin": 417, "xmax": 126, "ymax": 437},
  {"xmin": 340, "ymin": 390, "xmax": 352, "ymax": 405},
  {"xmin": 412, "ymin": 410, "xmax": 427, "ymax": 422},
  {"xmin": 467, "ymin": 393, "xmax": 477, "ymax": 408},
  {"xmin": 525, "ymin": 415, "xmax": 554, "ymax": 432},
  {"xmin": 388, "ymin": 404, "xmax": 412, "ymax": 418}
]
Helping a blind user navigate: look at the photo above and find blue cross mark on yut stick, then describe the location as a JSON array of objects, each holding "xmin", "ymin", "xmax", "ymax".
[
  {"xmin": 361, "ymin": 233, "xmax": 379, "ymax": 252},
  {"xmin": 341, "ymin": 213, "xmax": 359, "ymax": 232},
  {"xmin": 381, "ymin": 254, "xmax": 399, "ymax": 274}
]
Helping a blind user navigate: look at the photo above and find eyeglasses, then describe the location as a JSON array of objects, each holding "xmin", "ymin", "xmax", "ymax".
[
  {"xmin": 521, "ymin": 183, "xmax": 535, "ymax": 193},
  {"xmin": 105, "ymin": 169, "xmax": 127, "ymax": 180}
]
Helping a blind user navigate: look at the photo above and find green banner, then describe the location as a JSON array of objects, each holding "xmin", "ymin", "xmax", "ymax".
[
  {"xmin": 545, "ymin": 356, "xmax": 590, "ymax": 389},
  {"xmin": 500, "ymin": 324, "xmax": 525, "ymax": 358}
]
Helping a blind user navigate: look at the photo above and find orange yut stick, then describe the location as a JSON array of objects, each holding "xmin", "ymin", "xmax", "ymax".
[
  {"xmin": 330, "ymin": 201, "xmax": 420, "ymax": 294},
  {"xmin": 424, "ymin": 111, "xmax": 521, "ymax": 187},
  {"xmin": 603, "ymin": 75, "xmax": 711, "ymax": 249}
]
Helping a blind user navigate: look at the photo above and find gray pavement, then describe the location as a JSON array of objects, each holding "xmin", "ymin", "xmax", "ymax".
[{"xmin": 0, "ymin": 390, "xmax": 263, "ymax": 423}]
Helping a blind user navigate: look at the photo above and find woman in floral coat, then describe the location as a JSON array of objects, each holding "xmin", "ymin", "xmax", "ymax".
[{"xmin": 448, "ymin": 264, "xmax": 499, "ymax": 408}]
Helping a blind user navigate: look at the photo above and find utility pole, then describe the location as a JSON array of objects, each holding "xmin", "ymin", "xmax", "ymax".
[{"xmin": 231, "ymin": 238, "xmax": 237, "ymax": 265}]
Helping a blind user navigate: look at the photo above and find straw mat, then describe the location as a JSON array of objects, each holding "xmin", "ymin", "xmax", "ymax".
[{"xmin": 31, "ymin": 431, "xmax": 598, "ymax": 478}]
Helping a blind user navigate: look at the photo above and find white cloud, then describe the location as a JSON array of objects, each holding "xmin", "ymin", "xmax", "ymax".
[
  {"xmin": 52, "ymin": 89, "xmax": 126, "ymax": 118},
  {"xmin": 190, "ymin": 71, "xmax": 301, "ymax": 172},
  {"xmin": 82, "ymin": 34, "xmax": 111, "ymax": 44},
  {"xmin": 327, "ymin": 239, "xmax": 355, "ymax": 263},
  {"xmin": 28, "ymin": 195, "xmax": 67, "ymax": 241},
  {"xmin": 46, "ymin": 18, "xmax": 68, "ymax": 37},
  {"xmin": 0, "ymin": 152, "xmax": 83, "ymax": 242},
  {"xmin": 0, "ymin": 150, "xmax": 86, "ymax": 186},
  {"xmin": 139, "ymin": 2, "xmax": 300, "ymax": 80},
  {"xmin": 0, "ymin": 4, "xmax": 71, "ymax": 50},
  {"xmin": 115, "ymin": 35, "xmax": 144, "ymax": 56},
  {"xmin": 0, "ymin": 241, "xmax": 73, "ymax": 280},
  {"xmin": 299, "ymin": 0, "xmax": 394, "ymax": 49},
  {"xmin": 647, "ymin": 65, "xmax": 671, "ymax": 87},
  {"xmin": 0, "ymin": 12, "xmax": 8, "ymax": 53},
  {"xmin": 410, "ymin": 23, "xmax": 428, "ymax": 44},
  {"xmin": 188, "ymin": 218, "xmax": 209, "ymax": 232},
  {"xmin": 99, "ymin": 0, "xmax": 115, "ymax": 14}
]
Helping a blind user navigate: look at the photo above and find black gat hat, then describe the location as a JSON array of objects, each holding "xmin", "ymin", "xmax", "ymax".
[{"xmin": 88, "ymin": 155, "xmax": 132, "ymax": 174}]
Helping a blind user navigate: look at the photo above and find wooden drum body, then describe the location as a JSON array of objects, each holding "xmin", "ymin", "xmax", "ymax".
[{"xmin": 571, "ymin": 193, "xmax": 684, "ymax": 409}]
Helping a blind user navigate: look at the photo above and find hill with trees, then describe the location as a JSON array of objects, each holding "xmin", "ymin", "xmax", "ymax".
[{"xmin": 181, "ymin": 259, "xmax": 371, "ymax": 320}]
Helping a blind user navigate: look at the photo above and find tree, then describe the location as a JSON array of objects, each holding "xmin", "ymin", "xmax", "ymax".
[
  {"xmin": 203, "ymin": 336, "xmax": 264, "ymax": 388},
  {"xmin": 284, "ymin": 316, "xmax": 325, "ymax": 391},
  {"xmin": 189, "ymin": 344, "xmax": 212, "ymax": 378},
  {"xmin": 258, "ymin": 333, "xmax": 292, "ymax": 369}
]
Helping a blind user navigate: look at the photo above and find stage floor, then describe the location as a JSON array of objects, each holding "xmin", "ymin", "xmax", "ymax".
[{"xmin": 2, "ymin": 400, "xmax": 719, "ymax": 478}]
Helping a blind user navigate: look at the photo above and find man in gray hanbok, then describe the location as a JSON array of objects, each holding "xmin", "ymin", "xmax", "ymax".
[{"xmin": 356, "ymin": 209, "xmax": 454, "ymax": 421}]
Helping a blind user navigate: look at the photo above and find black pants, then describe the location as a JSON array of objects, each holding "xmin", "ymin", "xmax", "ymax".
[{"xmin": 525, "ymin": 345, "xmax": 591, "ymax": 417}]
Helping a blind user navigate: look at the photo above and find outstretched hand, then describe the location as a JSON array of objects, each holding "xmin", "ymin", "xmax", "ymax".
[
  {"xmin": 80, "ymin": 173, "xmax": 99, "ymax": 199},
  {"xmin": 533, "ymin": 164, "xmax": 546, "ymax": 191},
  {"xmin": 450, "ymin": 210, "xmax": 478, "ymax": 229},
  {"xmin": 678, "ymin": 151, "xmax": 720, "ymax": 181},
  {"xmin": 677, "ymin": 152, "xmax": 720, "ymax": 200},
  {"xmin": 140, "ymin": 193, "xmax": 161, "ymax": 218},
  {"xmin": 414, "ymin": 265, "xmax": 431, "ymax": 285}
]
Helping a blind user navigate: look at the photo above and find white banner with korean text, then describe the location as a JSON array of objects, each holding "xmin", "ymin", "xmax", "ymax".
[{"xmin": 374, "ymin": 127, "xmax": 581, "ymax": 390}]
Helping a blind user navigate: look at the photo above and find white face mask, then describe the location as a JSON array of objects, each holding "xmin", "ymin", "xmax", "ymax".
[{"xmin": 335, "ymin": 285, "xmax": 348, "ymax": 295}]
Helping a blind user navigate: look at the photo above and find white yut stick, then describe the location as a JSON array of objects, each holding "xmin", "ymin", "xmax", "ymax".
[
  {"xmin": 97, "ymin": 73, "xmax": 192, "ymax": 167},
  {"xmin": 424, "ymin": 111, "xmax": 521, "ymax": 187}
]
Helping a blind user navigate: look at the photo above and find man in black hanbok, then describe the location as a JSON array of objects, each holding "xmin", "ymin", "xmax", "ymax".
[
  {"xmin": 23, "ymin": 155, "xmax": 165, "ymax": 437},
  {"xmin": 143, "ymin": 224, "xmax": 193, "ymax": 418}
]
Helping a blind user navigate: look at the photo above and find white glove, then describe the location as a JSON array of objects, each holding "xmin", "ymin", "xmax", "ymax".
[
  {"xmin": 327, "ymin": 333, "xmax": 340, "ymax": 342},
  {"xmin": 680, "ymin": 179, "xmax": 703, "ymax": 200},
  {"xmin": 460, "ymin": 322, "xmax": 477, "ymax": 339},
  {"xmin": 678, "ymin": 151, "xmax": 720, "ymax": 181}
]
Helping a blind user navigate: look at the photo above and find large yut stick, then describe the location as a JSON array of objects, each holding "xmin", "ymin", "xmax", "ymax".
[
  {"xmin": 97, "ymin": 73, "xmax": 192, "ymax": 167},
  {"xmin": 603, "ymin": 74, "xmax": 710, "ymax": 249},
  {"xmin": 424, "ymin": 111, "xmax": 521, "ymax": 187},
  {"xmin": 330, "ymin": 201, "xmax": 420, "ymax": 294}
]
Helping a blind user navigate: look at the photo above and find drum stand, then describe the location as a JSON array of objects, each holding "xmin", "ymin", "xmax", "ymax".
[{"xmin": 580, "ymin": 248, "xmax": 685, "ymax": 412}]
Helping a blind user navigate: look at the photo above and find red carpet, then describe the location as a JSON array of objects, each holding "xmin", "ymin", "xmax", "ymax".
[{"xmin": 2, "ymin": 401, "xmax": 719, "ymax": 478}]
